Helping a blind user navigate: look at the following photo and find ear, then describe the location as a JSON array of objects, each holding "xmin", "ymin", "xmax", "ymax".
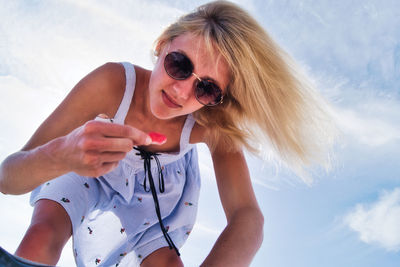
[{"xmin": 154, "ymin": 40, "xmax": 167, "ymax": 57}]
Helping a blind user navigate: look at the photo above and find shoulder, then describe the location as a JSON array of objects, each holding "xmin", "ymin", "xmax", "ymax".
[
  {"xmin": 72, "ymin": 62, "xmax": 126, "ymax": 99},
  {"xmin": 20, "ymin": 62, "xmax": 130, "ymax": 151},
  {"xmin": 189, "ymin": 122, "xmax": 207, "ymax": 144},
  {"xmin": 190, "ymin": 121, "xmax": 237, "ymax": 154},
  {"xmin": 80, "ymin": 62, "xmax": 126, "ymax": 96},
  {"xmin": 72, "ymin": 62, "xmax": 128, "ymax": 118}
]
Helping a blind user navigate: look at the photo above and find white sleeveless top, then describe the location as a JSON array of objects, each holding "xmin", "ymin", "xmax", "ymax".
[{"xmin": 102, "ymin": 62, "xmax": 197, "ymax": 203}]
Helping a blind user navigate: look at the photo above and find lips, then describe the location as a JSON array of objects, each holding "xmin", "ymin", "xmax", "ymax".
[{"xmin": 162, "ymin": 90, "xmax": 182, "ymax": 108}]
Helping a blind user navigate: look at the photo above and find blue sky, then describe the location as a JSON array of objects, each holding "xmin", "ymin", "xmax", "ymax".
[{"xmin": 1, "ymin": 0, "xmax": 399, "ymax": 266}]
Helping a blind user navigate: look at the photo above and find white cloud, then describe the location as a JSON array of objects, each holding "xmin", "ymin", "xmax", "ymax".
[
  {"xmin": 252, "ymin": 178, "xmax": 280, "ymax": 191},
  {"xmin": 344, "ymin": 188, "xmax": 400, "ymax": 252},
  {"xmin": 193, "ymin": 222, "xmax": 220, "ymax": 237},
  {"xmin": 333, "ymin": 98, "xmax": 400, "ymax": 147},
  {"xmin": 0, "ymin": 0, "xmax": 184, "ymax": 94}
]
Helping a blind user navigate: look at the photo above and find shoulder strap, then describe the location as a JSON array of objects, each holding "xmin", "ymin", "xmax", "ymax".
[
  {"xmin": 113, "ymin": 62, "xmax": 136, "ymax": 124},
  {"xmin": 179, "ymin": 114, "xmax": 196, "ymax": 151}
]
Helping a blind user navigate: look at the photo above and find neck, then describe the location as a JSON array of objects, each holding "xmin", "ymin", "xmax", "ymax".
[{"xmin": 131, "ymin": 67, "xmax": 155, "ymax": 120}]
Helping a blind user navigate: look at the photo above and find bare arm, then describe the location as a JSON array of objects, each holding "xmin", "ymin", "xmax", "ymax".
[
  {"xmin": 0, "ymin": 63, "xmax": 151, "ymax": 195},
  {"xmin": 0, "ymin": 137, "xmax": 70, "ymax": 195},
  {"xmin": 200, "ymin": 145, "xmax": 264, "ymax": 267}
]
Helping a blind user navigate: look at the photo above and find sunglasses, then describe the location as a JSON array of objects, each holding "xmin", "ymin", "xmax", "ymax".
[{"xmin": 164, "ymin": 51, "xmax": 224, "ymax": 106}]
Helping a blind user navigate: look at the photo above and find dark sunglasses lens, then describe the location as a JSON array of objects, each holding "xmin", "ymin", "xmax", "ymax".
[
  {"xmin": 196, "ymin": 80, "xmax": 223, "ymax": 106},
  {"xmin": 164, "ymin": 52, "xmax": 193, "ymax": 80}
]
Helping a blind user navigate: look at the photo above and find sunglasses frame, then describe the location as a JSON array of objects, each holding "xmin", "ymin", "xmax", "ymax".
[{"xmin": 163, "ymin": 50, "xmax": 224, "ymax": 107}]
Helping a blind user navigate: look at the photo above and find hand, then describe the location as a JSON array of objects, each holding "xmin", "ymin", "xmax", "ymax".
[{"xmin": 56, "ymin": 114, "xmax": 152, "ymax": 177}]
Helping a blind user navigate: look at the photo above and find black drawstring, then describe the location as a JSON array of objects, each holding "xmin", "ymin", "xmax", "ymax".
[{"xmin": 133, "ymin": 147, "xmax": 180, "ymax": 256}]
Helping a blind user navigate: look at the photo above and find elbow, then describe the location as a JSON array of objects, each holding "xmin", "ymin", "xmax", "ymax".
[
  {"xmin": 0, "ymin": 165, "xmax": 8, "ymax": 195},
  {"xmin": 0, "ymin": 156, "xmax": 21, "ymax": 195},
  {"xmin": 254, "ymin": 209, "xmax": 265, "ymax": 248},
  {"xmin": 247, "ymin": 207, "xmax": 264, "ymax": 232},
  {"xmin": 0, "ymin": 178, "xmax": 9, "ymax": 195},
  {"xmin": 0, "ymin": 173, "xmax": 12, "ymax": 195},
  {"xmin": 231, "ymin": 207, "xmax": 264, "ymax": 248},
  {"xmin": 247, "ymin": 207, "xmax": 264, "ymax": 249},
  {"xmin": 255, "ymin": 208, "xmax": 264, "ymax": 226},
  {"xmin": 244, "ymin": 207, "xmax": 265, "ymax": 253}
]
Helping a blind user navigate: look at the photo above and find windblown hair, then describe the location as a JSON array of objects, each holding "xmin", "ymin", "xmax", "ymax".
[{"xmin": 154, "ymin": 0, "xmax": 336, "ymax": 182}]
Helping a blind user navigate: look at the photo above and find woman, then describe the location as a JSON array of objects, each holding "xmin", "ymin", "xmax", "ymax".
[{"xmin": 0, "ymin": 1, "xmax": 335, "ymax": 266}]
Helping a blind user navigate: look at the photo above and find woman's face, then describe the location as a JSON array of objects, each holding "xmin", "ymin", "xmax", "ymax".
[{"xmin": 148, "ymin": 33, "xmax": 230, "ymax": 120}]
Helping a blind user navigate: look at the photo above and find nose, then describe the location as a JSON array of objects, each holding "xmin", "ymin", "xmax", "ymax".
[{"xmin": 171, "ymin": 75, "xmax": 197, "ymax": 101}]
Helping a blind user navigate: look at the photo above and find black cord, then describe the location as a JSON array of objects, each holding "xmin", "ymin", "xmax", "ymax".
[{"xmin": 134, "ymin": 147, "xmax": 180, "ymax": 256}]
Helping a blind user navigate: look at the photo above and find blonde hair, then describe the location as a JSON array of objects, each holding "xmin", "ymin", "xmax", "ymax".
[{"xmin": 154, "ymin": 0, "xmax": 336, "ymax": 182}]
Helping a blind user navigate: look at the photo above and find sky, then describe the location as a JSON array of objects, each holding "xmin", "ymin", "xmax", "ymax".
[{"xmin": 1, "ymin": 0, "xmax": 400, "ymax": 266}]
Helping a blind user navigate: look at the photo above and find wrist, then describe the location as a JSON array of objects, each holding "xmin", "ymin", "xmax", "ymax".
[{"xmin": 35, "ymin": 136, "xmax": 69, "ymax": 177}]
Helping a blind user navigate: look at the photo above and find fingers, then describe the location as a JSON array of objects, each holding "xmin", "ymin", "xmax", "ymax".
[
  {"xmin": 70, "ymin": 113, "xmax": 170, "ymax": 178},
  {"xmin": 90, "ymin": 114, "xmax": 168, "ymax": 147},
  {"xmin": 99, "ymin": 151, "xmax": 127, "ymax": 163},
  {"xmin": 80, "ymin": 137, "xmax": 133, "ymax": 153},
  {"xmin": 78, "ymin": 151, "xmax": 125, "ymax": 177},
  {"xmin": 84, "ymin": 120, "xmax": 152, "ymax": 146},
  {"xmin": 93, "ymin": 152, "xmax": 127, "ymax": 177},
  {"xmin": 126, "ymin": 127, "xmax": 152, "ymax": 146}
]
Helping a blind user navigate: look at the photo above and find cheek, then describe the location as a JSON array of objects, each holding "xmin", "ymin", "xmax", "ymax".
[
  {"xmin": 149, "ymin": 63, "xmax": 162, "ymax": 89},
  {"xmin": 148, "ymin": 66, "xmax": 165, "ymax": 101},
  {"xmin": 148, "ymin": 88, "xmax": 163, "ymax": 117},
  {"xmin": 186, "ymin": 100, "xmax": 204, "ymax": 112}
]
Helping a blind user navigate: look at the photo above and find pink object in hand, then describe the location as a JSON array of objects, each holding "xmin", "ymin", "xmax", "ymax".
[{"xmin": 149, "ymin": 132, "xmax": 167, "ymax": 145}]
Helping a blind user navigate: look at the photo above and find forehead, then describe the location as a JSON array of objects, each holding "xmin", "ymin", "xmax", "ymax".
[{"xmin": 168, "ymin": 33, "xmax": 230, "ymax": 91}]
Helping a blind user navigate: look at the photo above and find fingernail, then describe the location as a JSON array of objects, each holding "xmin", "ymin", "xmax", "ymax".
[
  {"xmin": 145, "ymin": 136, "xmax": 152, "ymax": 145},
  {"xmin": 148, "ymin": 132, "xmax": 167, "ymax": 145}
]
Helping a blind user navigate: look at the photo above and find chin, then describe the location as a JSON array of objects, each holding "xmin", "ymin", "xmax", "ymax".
[{"xmin": 150, "ymin": 102, "xmax": 177, "ymax": 120}]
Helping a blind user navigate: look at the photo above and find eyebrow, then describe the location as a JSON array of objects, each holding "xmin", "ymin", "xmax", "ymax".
[{"xmin": 176, "ymin": 49, "xmax": 222, "ymax": 89}]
